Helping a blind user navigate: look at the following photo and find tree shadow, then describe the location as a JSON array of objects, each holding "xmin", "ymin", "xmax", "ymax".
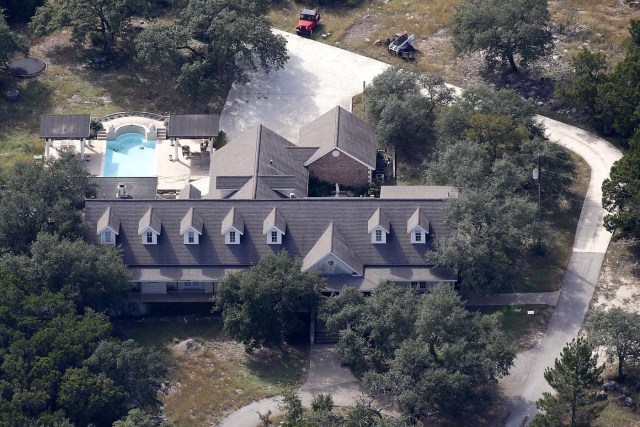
[{"xmin": 479, "ymin": 64, "xmax": 557, "ymax": 103}]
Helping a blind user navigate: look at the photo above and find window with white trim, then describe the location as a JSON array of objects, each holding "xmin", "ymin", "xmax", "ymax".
[
  {"xmin": 267, "ymin": 230, "xmax": 283, "ymax": 245},
  {"xmin": 142, "ymin": 230, "xmax": 158, "ymax": 245},
  {"xmin": 101, "ymin": 230, "xmax": 114, "ymax": 245},
  {"xmin": 225, "ymin": 229, "xmax": 240, "ymax": 245},
  {"xmin": 411, "ymin": 229, "xmax": 426, "ymax": 244},
  {"xmin": 371, "ymin": 227, "xmax": 387, "ymax": 244}
]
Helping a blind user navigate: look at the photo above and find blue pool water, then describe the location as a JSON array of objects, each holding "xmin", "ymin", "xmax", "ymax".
[{"xmin": 103, "ymin": 133, "xmax": 156, "ymax": 177}]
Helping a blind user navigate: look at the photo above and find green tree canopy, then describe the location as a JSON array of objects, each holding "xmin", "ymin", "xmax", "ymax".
[
  {"xmin": 30, "ymin": 0, "xmax": 151, "ymax": 54},
  {"xmin": 0, "ymin": 8, "xmax": 26, "ymax": 66},
  {"xmin": 602, "ymin": 139, "xmax": 640, "ymax": 239},
  {"xmin": 136, "ymin": 0, "xmax": 288, "ymax": 98},
  {"xmin": 449, "ymin": 0, "xmax": 553, "ymax": 72},
  {"xmin": 0, "ymin": 233, "xmax": 130, "ymax": 312},
  {"xmin": 585, "ymin": 307, "xmax": 640, "ymax": 380},
  {"xmin": 0, "ymin": 153, "xmax": 97, "ymax": 253},
  {"xmin": 323, "ymin": 283, "xmax": 515, "ymax": 421},
  {"xmin": 363, "ymin": 65, "xmax": 453, "ymax": 161},
  {"xmin": 216, "ymin": 251, "xmax": 323, "ymax": 348},
  {"xmin": 534, "ymin": 338, "xmax": 603, "ymax": 426}
]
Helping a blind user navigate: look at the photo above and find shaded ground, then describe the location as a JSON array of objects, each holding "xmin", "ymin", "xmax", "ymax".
[{"xmin": 113, "ymin": 317, "xmax": 308, "ymax": 427}]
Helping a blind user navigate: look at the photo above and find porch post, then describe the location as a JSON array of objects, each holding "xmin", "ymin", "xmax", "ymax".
[
  {"xmin": 45, "ymin": 139, "xmax": 50, "ymax": 159},
  {"xmin": 174, "ymin": 138, "xmax": 179, "ymax": 161},
  {"xmin": 80, "ymin": 138, "xmax": 85, "ymax": 159}
]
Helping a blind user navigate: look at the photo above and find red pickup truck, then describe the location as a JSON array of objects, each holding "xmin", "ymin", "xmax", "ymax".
[{"xmin": 296, "ymin": 9, "xmax": 320, "ymax": 36}]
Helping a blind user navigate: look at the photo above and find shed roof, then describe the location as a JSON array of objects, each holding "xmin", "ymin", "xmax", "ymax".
[
  {"xmin": 39, "ymin": 114, "xmax": 91, "ymax": 139},
  {"xmin": 167, "ymin": 114, "xmax": 220, "ymax": 138}
]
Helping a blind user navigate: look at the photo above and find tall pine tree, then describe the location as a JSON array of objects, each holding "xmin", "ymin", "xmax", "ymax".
[{"xmin": 534, "ymin": 338, "xmax": 603, "ymax": 426}]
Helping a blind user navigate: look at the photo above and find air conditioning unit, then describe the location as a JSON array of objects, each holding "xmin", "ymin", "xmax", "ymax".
[{"xmin": 116, "ymin": 184, "xmax": 128, "ymax": 198}]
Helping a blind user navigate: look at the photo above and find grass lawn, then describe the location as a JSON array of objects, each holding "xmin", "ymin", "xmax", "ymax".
[
  {"xmin": 478, "ymin": 305, "xmax": 555, "ymax": 352},
  {"xmin": 113, "ymin": 316, "xmax": 309, "ymax": 427}
]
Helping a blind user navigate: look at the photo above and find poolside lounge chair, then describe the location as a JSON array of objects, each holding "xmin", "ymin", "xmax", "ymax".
[{"xmin": 182, "ymin": 145, "xmax": 191, "ymax": 158}]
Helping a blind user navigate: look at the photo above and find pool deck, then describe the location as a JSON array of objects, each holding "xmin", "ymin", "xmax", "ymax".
[{"xmin": 47, "ymin": 117, "xmax": 210, "ymax": 192}]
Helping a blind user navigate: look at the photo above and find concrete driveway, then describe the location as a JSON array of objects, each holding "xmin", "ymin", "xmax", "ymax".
[
  {"xmin": 499, "ymin": 116, "xmax": 622, "ymax": 426},
  {"xmin": 220, "ymin": 30, "xmax": 389, "ymax": 144}
]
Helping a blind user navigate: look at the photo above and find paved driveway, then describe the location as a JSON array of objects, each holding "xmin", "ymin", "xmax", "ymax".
[
  {"xmin": 220, "ymin": 30, "xmax": 389, "ymax": 143},
  {"xmin": 499, "ymin": 117, "xmax": 622, "ymax": 426}
]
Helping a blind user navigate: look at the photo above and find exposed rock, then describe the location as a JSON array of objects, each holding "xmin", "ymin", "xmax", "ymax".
[{"xmin": 603, "ymin": 380, "xmax": 618, "ymax": 392}]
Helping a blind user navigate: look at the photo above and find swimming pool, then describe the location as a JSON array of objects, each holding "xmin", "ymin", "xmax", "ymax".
[{"xmin": 103, "ymin": 133, "xmax": 156, "ymax": 177}]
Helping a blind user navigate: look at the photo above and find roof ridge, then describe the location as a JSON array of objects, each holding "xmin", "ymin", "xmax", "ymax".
[
  {"xmin": 253, "ymin": 125, "xmax": 262, "ymax": 198},
  {"xmin": 334, "ymin": 107, "xmax": 341, "ymax": 148}
]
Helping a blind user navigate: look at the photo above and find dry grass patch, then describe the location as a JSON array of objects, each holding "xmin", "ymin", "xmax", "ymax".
[{"xmin": 114, "ymin": 317, "xmax": 308, "ymax": 427}]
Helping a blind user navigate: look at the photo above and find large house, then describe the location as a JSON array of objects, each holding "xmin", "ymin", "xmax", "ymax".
[{"xmin": 79, "ymin": 106, "xmax": 456, "ymax": 303}]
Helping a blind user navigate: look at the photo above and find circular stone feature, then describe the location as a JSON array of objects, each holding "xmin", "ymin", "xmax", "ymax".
[
  {"xmin": 7, "ymin": 57, "xmax": 47, "ymax": 78},
  {"xmin": 5, "ymin": 89, "xmax": 20, "ymax": 101},
  {"xmin": 332, "ymin": 149, "xmax": 340, "ymax": 157}
]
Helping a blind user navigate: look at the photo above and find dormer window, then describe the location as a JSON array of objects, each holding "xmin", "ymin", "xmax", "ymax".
[
  {"xmin": 138, "ymin": 207, "xmax": 161, "ymax": 245},
  {"xmin": 101, "ymin": 230, "xmax": 114, "ymax": 245},
  {"xmin": 263, "ymin": 208, "xmax": 286, "ymax": 245},
  {"xmin": 368, "ymin": 208, "xmax": 390, "ymax": 244},
  {"xmin": 97, "ymin": 207, "xmax": 119, "ymax": 246},
  {"xmin": 180, "ymin": 208, "xmax": 203, "ymax": 245},
  {"xmin": 222, "ymin": 207, "xmax": 244, "ymax": 245},
  {"xmin": 407, "ymin": 208, "xmax": 429, "ymax": 245},
  {"xmin": 411, "ymin": 229, "xmax": 426, "ymax": 244}
]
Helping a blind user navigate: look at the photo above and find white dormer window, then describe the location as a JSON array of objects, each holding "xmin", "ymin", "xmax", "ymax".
[
  {"xmin": 184, "ymin": 229, "xmax": 200, "ymax": 245},
  {"xmin": 143, "ymin": 230, "xmax": 158, "ymax": 245},
  {"xmin": 370, "ymin": 226, "xmax": 387, "ymax": 244},
  {"xmin": 268, "ymin": 229, "xmax": 283, "ymax": 245},
  {"xmin": 226, "ymin": 230, "xmax": 240, "ymax": 245},
  {"xmin": 101, "ymin": 230, "xmax": 114, "ymax": 245},
  {"xmin": 411, "ymin": 229, "xmax": 426, "ymax": 244}
]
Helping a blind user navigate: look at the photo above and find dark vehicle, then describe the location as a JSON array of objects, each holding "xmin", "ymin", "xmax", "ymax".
[
  {"xmin": 388, "ymin": 32, "xmax": 416, "ymax": 59},
  {"xmin": 296, "ymin": 9, "xmax": 320, "ymax": 36}
]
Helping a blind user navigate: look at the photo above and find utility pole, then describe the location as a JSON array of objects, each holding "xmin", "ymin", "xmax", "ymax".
[{"xmin": 532, "ymin": 153, "xmax": 542, "ymax": 254}]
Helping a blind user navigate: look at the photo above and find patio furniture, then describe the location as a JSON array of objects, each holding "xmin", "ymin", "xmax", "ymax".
[{"xmin": 182, "ymin": 145, "xmax": 191, "ymax": 158}]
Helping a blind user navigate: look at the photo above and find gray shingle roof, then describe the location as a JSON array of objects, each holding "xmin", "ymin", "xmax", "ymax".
[
  {"xmin": 180, "ymin": 207, "xmax": 204, "ymax": 234},
  {"xmin": 138, "ymin": 207, "xmax": 162, "ymax": 234},
  {"xmin": 178, "ymin": 183, "xmax": 202, "ymax": 200},
  {"xmin": 221, "ymin": 207, "xmax": 244, "ymax": 235},
  {"xmin": 302, "ymin": 223, "xmax": 364, "ymax": 275},
  {"xmin": 263, "ymin": 207, "xmax": 286, "ymax": 234},
  {"xmin": 167, "ymin": 114, "xmax": 220, "ymax": 138},
  {"xmin": 324, "ymin": 266, "xmax": 457, "ymax": 292},
  {"xmin": 407, "ymin": 208, "xmax": 430, "ymax": 233},
  {"xmin": 96, "ymin": 207, "xmax": 120, "ymax": 234},
  {"xmin": 92, "ymin": 177, "xmax": 158, "ymax": 200},
  {"xmin": 84, "ymin": 198, "xmax": 448, "ymax": 269},
  {"xmin": 39, "ymin": 114, "xmax": 91, "ymax": 139},
  {"xmin": 207, "ymin": 125, "xmax": 308, "ymax": 199},
  {"xmin": 367, "ymin": 207, "xmax": 390, "ymax": 233},
  {"xmin": 299, "ymin": 106, "xmax": 376, "ymax": 169},
  {"xmin": 381, "ymin": 185, "xmax": 458, "ymax": 200}
]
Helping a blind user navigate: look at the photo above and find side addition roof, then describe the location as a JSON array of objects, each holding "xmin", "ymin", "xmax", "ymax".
[
  {"xmin": 138, "ymin": 207, "xmax": 162, "ymax": 234},
  {"xmin": 91, "ymin": 177, "xmax": 158, "ymax": 200},
  {"xmin": 167, "ymin": 114, "xmax": 220, "ymax": 138},
  {"xmin": 207, "ymin": 125, "xmax": 309, "ymax": 200},
  {"xmin": 178, "ymin": 183, "xmax": 202, "ymax": 200},
  {"xmin": 180, "ymin": 207, "xmax": 204, "ymax": 235},
  {"xmin": 263, "ymin": 207, "xmax": 286, "ymax": 234},
  {"xmin": 303, "ymin": 223, "xmax": 364, "ymax": 275},
  {"xmin": 39, "ymin": 114, "xmax": 91, "ymax": 139},
  {"xmin": 298, "ymin": 106, "xmax": 376, "ymax": 170},
  {"xmin": 367, "ymin": 208, "xmax": 390, "ymax": 233},
  {"xmin": 221, "ymin": 207, "xmax": 244, "ymax": 235},
  {"xmin": 96, "ymin": 207, "xmax": 120, "ymax": 234},
  {"xmin": 407, "ymin": 208, "xmax": 430, "ymax": 233}
]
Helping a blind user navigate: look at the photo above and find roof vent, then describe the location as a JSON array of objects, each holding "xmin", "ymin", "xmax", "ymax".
[
  {"xmin": 116, "ymin": 183, "xmax": 128, "ymax": 198},
  {"xmin": 289, "ymin": 192, "xmax": 296, "ymax": 199}
]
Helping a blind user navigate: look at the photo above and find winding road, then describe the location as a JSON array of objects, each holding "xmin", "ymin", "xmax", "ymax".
[{"xmin": 217, "ymin": 31, "xmax": 623, "ymax": 426}]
